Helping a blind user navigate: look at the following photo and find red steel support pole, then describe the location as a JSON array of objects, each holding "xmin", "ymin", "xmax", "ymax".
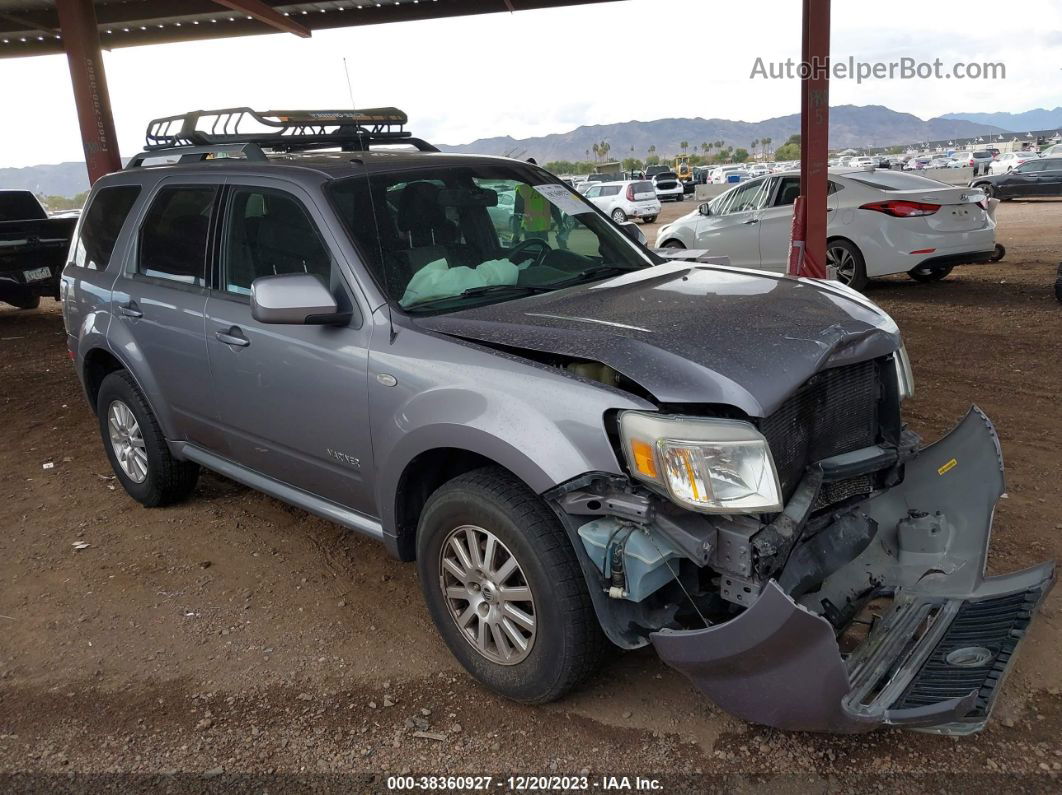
[
  {"xmin": 788, "ymin": 0, "xmax": 830, "ymax": 278},
  {"xmin": 56, "ymin": 0, "xmax": 122, "ymax": 184}
]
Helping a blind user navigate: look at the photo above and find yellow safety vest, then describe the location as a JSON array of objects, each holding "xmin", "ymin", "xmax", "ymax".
[{"xmin": 517, "ymin": 185, "xmax": 552, "ymax": 233}]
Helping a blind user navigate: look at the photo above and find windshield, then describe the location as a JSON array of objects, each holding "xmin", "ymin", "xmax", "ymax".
[{"xmin": 327, "ymin": 163, "xmax": 658, "ymax": 314}]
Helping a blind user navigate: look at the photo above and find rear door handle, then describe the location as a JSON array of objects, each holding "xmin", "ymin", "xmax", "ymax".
[
  {"xmin": 743, "ymin": 218, "xmax": 759, "ymax": 225},
  {"xmin": 118, "ymin": 301, "xmax": 142, "ymax": 318},
  {"xmin": 215, "ymin": 327, "xmax": 250, "ymax": 348}
]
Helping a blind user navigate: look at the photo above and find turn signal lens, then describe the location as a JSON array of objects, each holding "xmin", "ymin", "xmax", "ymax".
[{"xmin": 631, "ymin": 438, "xmax": 658, "ymax": 478}]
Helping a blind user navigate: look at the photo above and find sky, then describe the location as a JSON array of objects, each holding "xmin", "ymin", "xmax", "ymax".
[{"xmin": 0, "ymin": 0, "xmax": 1060, "ymax": 168}]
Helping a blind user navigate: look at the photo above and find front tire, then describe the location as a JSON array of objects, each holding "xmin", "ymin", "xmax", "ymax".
[
  {"xmin": 611, "ymin": 208, "xmax": 627, "ymax": 223},
  {"xmin": 97, "ymin": 371, "xmax": 199, "ymax": 507},
  {"xmin": 662, "ymin": 240, "xmax": 686, "ymax": 250},
  {"xmin": 642, "ymin": 216, "xmax": 657, "ymax": 224},
  {"xmin": 827, "ymin": 239, "xmax": 868, "ymax": 291},
  {"xmin": 979, "ymin": 183, "xmax": 995, "ymax": 199},
  {"xmin": 416, "ymin": 468, "xmax": 605, "ymax": 704}
]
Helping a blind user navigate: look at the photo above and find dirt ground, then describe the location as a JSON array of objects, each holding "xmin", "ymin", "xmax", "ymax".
[{"xmin": 1, "ymin": 199, "xmax": 1061, "ymax": 792}]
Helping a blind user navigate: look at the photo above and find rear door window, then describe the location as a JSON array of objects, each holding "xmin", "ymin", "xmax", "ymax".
[
  {"xmin": 72, "ymin": 185, "xmax": 141, "ymax": 271},
  {"xmin": 138, "ymin": 185, "xmax": 218, "ymax": 286}
]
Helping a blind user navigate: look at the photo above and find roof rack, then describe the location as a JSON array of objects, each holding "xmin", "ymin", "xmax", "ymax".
[{"xmin": 137, "ymin": 106, "xmax": 438, "ymax": 158}]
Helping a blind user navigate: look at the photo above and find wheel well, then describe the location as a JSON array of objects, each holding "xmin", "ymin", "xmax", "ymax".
[
  {"xmin": 82, "ymin": 348, "xmax": 125, "ymax": 414},
  {"xmin": 393, "ymin": 449, "xmax": 512, "ymax": 561}
]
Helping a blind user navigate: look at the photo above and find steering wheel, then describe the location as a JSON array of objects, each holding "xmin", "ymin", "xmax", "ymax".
[{"xmin": 508, "ymin": 237, "xmax": 551, "ymax": 267}]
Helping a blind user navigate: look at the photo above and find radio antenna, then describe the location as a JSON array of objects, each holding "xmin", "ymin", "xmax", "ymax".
[{"xmin": 343, "ymin": 57, "xmax": 356, "ymax": 111}]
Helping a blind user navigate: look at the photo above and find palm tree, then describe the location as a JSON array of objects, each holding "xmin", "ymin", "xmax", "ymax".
[
  {"xmin": 751, "ymin": 139, "xmax": 760, "ymax": 160},
  {"xmin": 762, "ymin": 137, "xmax": 772, "ymax": 159},
  {"xmin": 680, "ymin": 140, "xmax": 689, "ymax": 156},
  {"xmin": 592, "ymin": 142, "xmax": 601, "ymax": 162},
  {"xmin": 600, "ymin": 140, "xmax": 611, "ymax": 162},
  {"xmin": 701, "ymin": 142, "xmax": 710, "ymax": 156}
]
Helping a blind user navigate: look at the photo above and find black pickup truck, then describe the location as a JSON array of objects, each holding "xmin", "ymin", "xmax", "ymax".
[{"xmin": 0, "ymin": 190, "xmax": 77, "ymax": 309}]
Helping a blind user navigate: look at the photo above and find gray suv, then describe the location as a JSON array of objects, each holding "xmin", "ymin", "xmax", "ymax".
[{"xmin": 62, "ymin": 108, "xmax": 1052, "ymax": 734}]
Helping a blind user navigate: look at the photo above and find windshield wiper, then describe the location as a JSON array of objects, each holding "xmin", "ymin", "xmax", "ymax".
[
  {"xmin": 547, "ymin": 264, "xmax": 641, "ymax": 289},
  {"xmin": 404, "ymin": 283, "xmax": 552, "ymax": 312}
]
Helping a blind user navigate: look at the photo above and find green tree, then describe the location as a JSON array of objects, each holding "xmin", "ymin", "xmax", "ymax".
[
  {"xmin": 774, "ymin": 142, "xmax": 800, "ymax": 161},
  {"xmin": 733, "ymin": 148, "xmax": 751, "ymax": 163}
]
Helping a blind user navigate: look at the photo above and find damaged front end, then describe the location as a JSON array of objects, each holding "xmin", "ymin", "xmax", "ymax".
[{"xmin": 552, "ymin": 407, "xmax": 1054, "ymax": 734}]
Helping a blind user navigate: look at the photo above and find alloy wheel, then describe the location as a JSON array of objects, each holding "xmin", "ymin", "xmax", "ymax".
[
  {"xmin": 827, "ymin": 246, "xmax": 856, "ymax": 286},
  {"xmin": 107, "ymin": 400, "xmax": 148, "ymax": 483},
  {"xmin": 439, "ymin": 524, "xmax": 537, "ymax": 665}
]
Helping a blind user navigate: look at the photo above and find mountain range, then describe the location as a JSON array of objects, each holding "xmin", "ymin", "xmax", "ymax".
[
  {"xmin": 1, "ymin": 104, "xmax": 1022, "ymax": 198},
  {"xmin": 942, "ymin": 107, "xmax": 1062, "ymax": 132},
  {"xmin": 438, "ymin": 105, "xmax": 1007, "ymax": 163}
]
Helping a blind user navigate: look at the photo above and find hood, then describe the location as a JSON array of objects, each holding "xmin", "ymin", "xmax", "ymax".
[{"xmin": 412, "ymin": 263, "xmax": 901, "ymax": 417}]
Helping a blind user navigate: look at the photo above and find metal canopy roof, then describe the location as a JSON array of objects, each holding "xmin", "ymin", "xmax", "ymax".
[{"xmin": 0, "ymin": 0, "xmax": 619, "ymax": 58}]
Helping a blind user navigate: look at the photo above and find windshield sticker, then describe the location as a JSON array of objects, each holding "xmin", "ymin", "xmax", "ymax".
[{"xmin": 533, "ymin": 184, "xmax": 593, "ymax": 216}]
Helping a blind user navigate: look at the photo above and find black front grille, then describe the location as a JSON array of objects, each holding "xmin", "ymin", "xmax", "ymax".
[
  {"xmin": 894, "ymin": 587, "xmax": 1045, "ymax": 716},
  {"xmin": 759, "ymin": 359, "xmax": 880, "ymax": 499}
]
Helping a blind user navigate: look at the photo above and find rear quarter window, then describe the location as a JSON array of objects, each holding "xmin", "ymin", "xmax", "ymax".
[{"xmin": 72, "ymin": 185, "xmax": 141, "ymax": 271}]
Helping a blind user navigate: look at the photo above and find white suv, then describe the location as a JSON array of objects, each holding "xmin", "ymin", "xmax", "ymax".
[{"xmin": 584, "ymin": 180, "xmax": 661, "ymax": 224}]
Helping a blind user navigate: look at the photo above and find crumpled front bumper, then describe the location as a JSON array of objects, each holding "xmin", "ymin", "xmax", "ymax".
[{"xmin": 650, "ymin": 407, "xmax": 1055, "ymax": 734}]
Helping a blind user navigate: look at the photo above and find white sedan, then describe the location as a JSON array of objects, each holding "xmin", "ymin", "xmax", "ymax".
[
  {"xmin": 989, "ymin": 151, "xmax": 1039, "ymax": 175},
  {"xmin": 654, "ymin": 169, "xmax": 997, "ymax": 290}
]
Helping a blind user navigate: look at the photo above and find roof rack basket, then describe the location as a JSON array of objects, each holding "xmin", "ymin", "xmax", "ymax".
[{"xmin": 138, "ymin": 107, "xmax": 437, "ymax": 158}]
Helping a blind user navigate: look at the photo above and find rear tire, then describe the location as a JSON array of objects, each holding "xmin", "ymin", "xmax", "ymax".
[
  {"xmin": 611, "ymin": 208, "xmax": 627, "ymax": 223},
  {"xmin": 642, "ymin": 216, "xmax": 657, "ymax": 224},
  {"xmin": 990, "ymin": 243, "xmax": 1006, "ymax": 262},
  {"xmin": 827, "ymin": 239, "xmax": 868, "ymax": 291},
  {"xmin": 979, "ymin": 183, "xmax": 995, "ymax": 199},
  {"xmin": 7, "ymin": 295, "xmax": 40, "ymax": 310},
  {"xmin": 908, "ymin": 265, "xmax": 954, "ymax": 283},
  {"xmin": 97, "ymin": 371, "xmax": 199, "ymax": 507},
  {"xmin": 662, "ymin": 240, "xmax": 686, "ymax": 250},
  {"xmin": 416, "ymin": 467, "xmax": 606, "ymax": 704}
]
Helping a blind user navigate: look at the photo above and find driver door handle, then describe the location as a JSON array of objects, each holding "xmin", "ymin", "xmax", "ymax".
[
  {"xmin": 215, "ymin": 327, "xmax": 250, "ymax": 348},
  {"xmin": 118, "ymin": 300, "xmax": 143, "ymax": 318},
  {"xmin": 743, "ymin": 218, "xmax": 759, "ymax": 225}
]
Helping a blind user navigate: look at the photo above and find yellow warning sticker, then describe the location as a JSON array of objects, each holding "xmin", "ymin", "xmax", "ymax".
[{"xmin": 938, "ymin": 458, "xmax": 958, "ymax": 476}]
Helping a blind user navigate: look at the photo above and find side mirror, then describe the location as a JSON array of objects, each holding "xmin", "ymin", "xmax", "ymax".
[
  {"xmin": 698, "ymin": 203, "xmax": 711, "ymax": 216},
  {"xmin": 617, "ymin": 221, "xmax": 647, "ymax": 247},
  {"xmin": 250, "ymin": 273, "xmax": 350, "ymax": 325}
]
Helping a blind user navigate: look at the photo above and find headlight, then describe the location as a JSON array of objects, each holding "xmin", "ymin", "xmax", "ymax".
[
  {"xmin": 619, "ymin": 412, "xmax": 782, "ymax": 514},
  {"xmin": 894, "ymin": 344, "xmax": 915, "ymax": 400}
]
